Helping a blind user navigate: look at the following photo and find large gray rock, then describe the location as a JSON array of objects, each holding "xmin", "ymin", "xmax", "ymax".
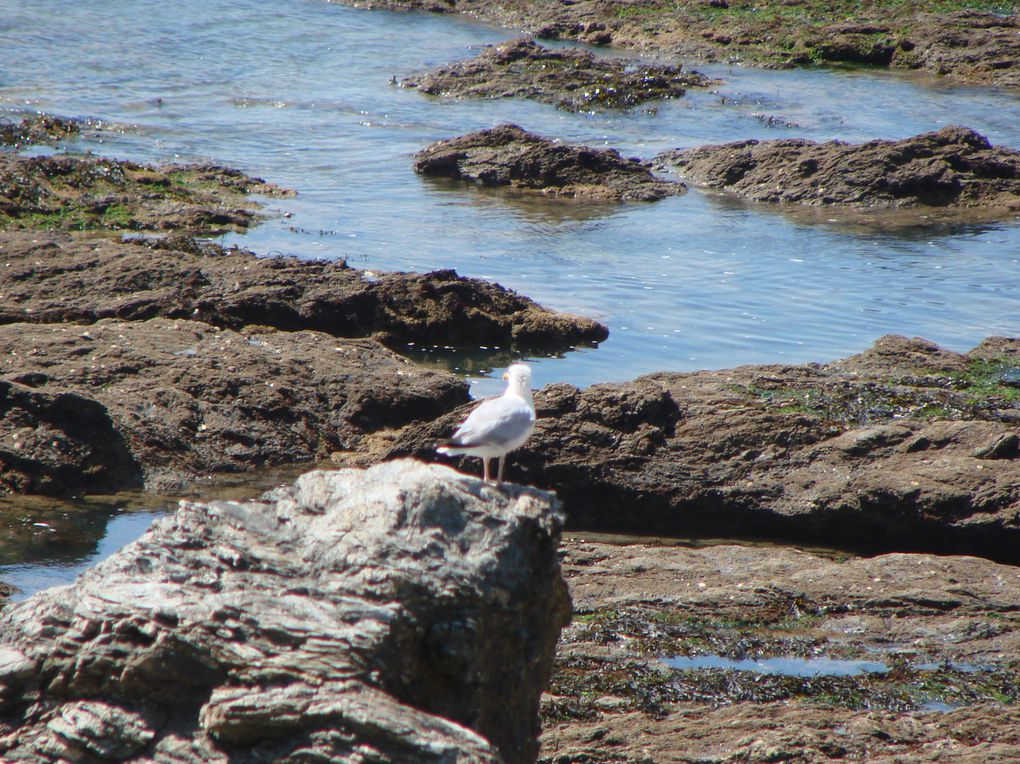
[{"xmin": 0, "ymin": 460, "xmax": 570, "ymax": 763}]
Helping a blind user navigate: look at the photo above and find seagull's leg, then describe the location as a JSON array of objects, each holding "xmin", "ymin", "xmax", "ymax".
[
  {"xmin": 497, "ymin": 455, "xmax": 506, "ymax": 485},
  {"xmin": 482, "ymin": 457, "xmax": 491, "ymax": 483}
]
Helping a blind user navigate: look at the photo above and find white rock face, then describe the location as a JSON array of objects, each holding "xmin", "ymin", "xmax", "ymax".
[{"xmin": 0, "ymin": 460, "xmax": 570, "ymax": 764}]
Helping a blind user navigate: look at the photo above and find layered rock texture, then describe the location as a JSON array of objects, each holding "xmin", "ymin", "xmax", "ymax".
[
  {"xmin": 399, "ymin": 335, "xmax": 1020, "ymax": 562},
  {"xmin": 0, "ymin": 231, "xmax": 607, "ymax": 351},
  {"xmin": 0, "ymin": 230, "xmax": 606, "ymax": 496},
  {"xmin": 402, "ymin": 38, "xmax": 709, "ymax": 111},
  {"xmin": 657, "ymin": 126, "xmax": 1020, "ymax": 211},
  {"xmin": 414, "ymin": 124, "xmax": 682, "ymax": 202},
  {"xmin": 0, "ymin": 460, "xmax": 570, "ymax": 763}
]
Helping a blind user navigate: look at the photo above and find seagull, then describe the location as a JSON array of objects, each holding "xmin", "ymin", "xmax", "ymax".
[{"xmin": 436, "ymin": 363, "xmax": 536, "ymax": 484}]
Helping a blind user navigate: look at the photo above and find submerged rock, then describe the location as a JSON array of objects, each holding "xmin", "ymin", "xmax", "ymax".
[
  {"xmin": 0, "ymin": 318, "xmax": 468, "ymax": 495},
  {"xmin": 0, "ymin": 460, "xmax": 571, "ymax": 763},
  {"xmin": 402, "ymin": 38, "xmax": 710, "ymax": 111},
  {"xmin": 0, "ymin": 231, "xmax": 607, "ymax": 352},
  {"xmin": 414, "ymin": 124, "xmax": 683, "ymax": 202},
  {"xmin": 657, "ymin": 126, "xmax": 1020, "ymax": 212},
  {"xmin": 0, "ymin": 114, "xmax": 80, "ymax": 149},
  {"xmin": 399, "ymin": 334, "xmax": 1020, "ymax": 562}
]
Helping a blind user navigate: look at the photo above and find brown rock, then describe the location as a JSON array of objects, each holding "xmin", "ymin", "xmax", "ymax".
[
  {"xmin": 0, "ymin": 231, "xmax": 607, "ymax": 352},
  {"xmin": 393, "ymin": 335, "xmax": 1020, "ymax": 561},
  {"xmin": 402, "ymin": 38, "xmax": 710, "ymax": 111},
  {"xmin": 0, "ymin": 153, "xmax": 291, "ymax": 234},
  {"xmin": 414, "ymin": 124, "xmax": 683, "ymax": 202},
  {"xmin": 656, "ymin": 126, "xmax": 1020, "ymax": 212},
  {"xmin": 0, "ymin": 318, "xmax": 468, "ymax": 494},
  {"xmin": 541, "ymin": 537, "xmax": 1020, "ymax": 763}
]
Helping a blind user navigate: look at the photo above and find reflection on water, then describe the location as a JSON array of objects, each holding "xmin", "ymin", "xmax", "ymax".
[
  {"xmin": 663, "ymin": 654, "xmax": 987, "ymax": 679},
  {"xmin": 0, "ymin": 510, "xmax": 166, "ymax": 601},
  {"xmin": 663, "ymin": 654, "xmax": 890, "ymax": 677}
]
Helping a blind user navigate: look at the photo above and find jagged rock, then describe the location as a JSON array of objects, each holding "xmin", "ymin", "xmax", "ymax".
[
  {"xmin": 395, "ymin": 335, "xmax": 1020, "ymax": 562},
  {"xmin": 0, "ymin": 318, "xmax": 468, "ymax": 495},
  {"xmin": 0, "ymin": 460, "xmax": 570, "ymax": 763},
  {"xmin": 414, "ymin": 124, "xmax": 683, "ymax": 202},
  {"xmin": 0, "ymin": 230, "xmax": 607, "ymax": 352},
  {"xmin": 657, "ymin": 126, "xmax": 1020, "ymax": 212},
  {"xmin": 402, "ymin": 38, "xmax": 710, "ymax": 111}
]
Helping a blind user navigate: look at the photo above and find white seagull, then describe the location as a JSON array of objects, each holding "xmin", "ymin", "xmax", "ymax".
[{"xmin": 437, "ymin": 363, "xmax": 536, "ymax": 484}]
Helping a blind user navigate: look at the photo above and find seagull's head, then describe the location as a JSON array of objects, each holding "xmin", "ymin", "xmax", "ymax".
[{"xmin": 502, "ymin": 363, "xmax": 533, "ymax": 398}]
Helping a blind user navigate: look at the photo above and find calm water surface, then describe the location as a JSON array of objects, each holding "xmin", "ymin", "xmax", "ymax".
[{"xmin": 2, "ymin": 0, "xmax": 1020, "ymax": 583}]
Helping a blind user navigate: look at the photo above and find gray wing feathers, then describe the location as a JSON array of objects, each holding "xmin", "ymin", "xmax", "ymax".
[{"xmin": 449, "ymin": 397, "xmax": 535, "ymax": 448}]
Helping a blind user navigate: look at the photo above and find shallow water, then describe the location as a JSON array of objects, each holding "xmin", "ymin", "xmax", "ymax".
[
  {"xmin": 5, "ymin": 0, "xmax": 1020, "ymax": 400},
  {"xmin": 2, "ymin": 0, "xmax": 1020, "ymax": 583},
  {"xmin": 661, "ymin": 654, "xmax": 985, "ymax": 678},
  {"xmin": 662, "ymin": 654, "xmax": 890, "ymax": 677}
]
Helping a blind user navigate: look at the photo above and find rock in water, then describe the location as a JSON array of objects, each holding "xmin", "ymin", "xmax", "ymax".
[
  {"xmin": 0, "ymin": 460, "xmax": 570, "ymax": 764},
  {"xmin": 414, "ymin": 123, "xmax": 683, "ymax": 202}
]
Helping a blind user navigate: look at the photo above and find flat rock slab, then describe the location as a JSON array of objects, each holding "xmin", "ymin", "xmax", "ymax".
[
  {"xmin": 414, "ymin": 124, "xmax": 683, "ymax": 202},
  {"xmin": 542, "ymin": 537, "xmax": 1020, "ymax": 763},
  {"xmin": 0, "ymin": 152, "xmax": 292, "ymax": 234},
  {"xmin": 0, "ymin": 318, "xmax": 468, "ymax": 495},
  {"xmin": 0, "ymin": 231, "xmax": 607, "ymax": 352},
  {"xmin": 0, "ymin": 460, "xmax": 570, "ymax": 763},
  {"xmin": 402, "ymin": 38, "xmax": 710, "ymax": 111},
  {"xmin": 395, "ymin": 334, "xmax": 1020, "ymax": 561},
  {"xmin": 657, "ymin": 126, "xmax": 1020, "ymax": 213}
]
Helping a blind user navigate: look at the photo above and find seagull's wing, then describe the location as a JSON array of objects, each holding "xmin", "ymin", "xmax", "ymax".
[{"xmin": 445, "ymin": 395, "xmax": 535, "ymax": 449}]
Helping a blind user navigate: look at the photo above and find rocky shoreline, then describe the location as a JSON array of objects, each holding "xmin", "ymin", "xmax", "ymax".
[
  {"xmin": 2, "ymin": 98, "xmax": 1019, "ymax": 764},
  {"xmin": 333, "ymin": 0, "xmax": 1020, "ymax": 89}
]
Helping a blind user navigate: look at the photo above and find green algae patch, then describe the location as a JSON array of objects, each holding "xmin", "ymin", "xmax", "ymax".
[{"xmin": 0, "ymin": 153, "xmax": 293, "ymax": 235}]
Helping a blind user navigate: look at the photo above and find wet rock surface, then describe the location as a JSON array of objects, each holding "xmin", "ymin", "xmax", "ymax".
[
  {"xmin": 540, "ymin": 537, "xmax": 1020, "ymax": 763},
  {"xmin": 0, "ymin": 231, "xmax": 607, "ymax": 352},
  {"xmin": 0, "ymin": 318, "xmax": 469, "ymax": 495},
  {"xmin": 402, "ymin": 38, "xmax": 710, "ymax": 111},
  {"xmin": 394, "ymin": 334, "xmax": 1020, "ymax": 562},
  {"xmin": 0, "ymin": 114, "xmax": 80, "ymax": 149},
  {"xmin": 0, "ymin": 460, "xmax": 571, "ymax": 763},
  {"xmin": 656, "ymin": 126, "xmax": 1020, "ymax": 212},
  {"xmin": 0, "ymin": 152, "xmax": 292, "ymax": 234},
  {"xmin": 336, "ymin": 0, "xmax": 1020, "ymax": 88},
  {"xmin": 415, "ymin": 124, "xmax": 682, "ymax": 202}
]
